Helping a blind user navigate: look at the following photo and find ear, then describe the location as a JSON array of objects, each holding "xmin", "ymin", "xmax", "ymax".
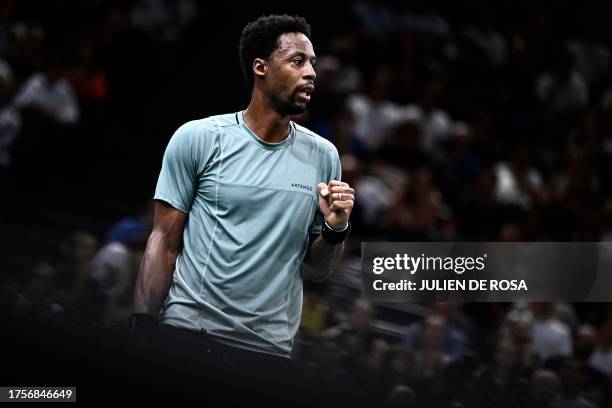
[{"xmin": 253, "ymin": 58, "xmax": 267, "ymax": 80}]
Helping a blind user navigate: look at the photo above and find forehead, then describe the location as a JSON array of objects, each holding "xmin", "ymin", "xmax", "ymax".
[{"xmin": 272, "ymin": 32, "xmax": 315, "ymax": 58}]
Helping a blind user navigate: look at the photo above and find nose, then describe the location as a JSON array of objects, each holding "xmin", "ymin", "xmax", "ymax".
[{"xmin": 304, "ymin": 60, "xmax": 316, "ymax": 81}]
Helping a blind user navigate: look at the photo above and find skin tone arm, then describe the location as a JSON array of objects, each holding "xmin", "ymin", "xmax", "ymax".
[
  {"xmin": 133, "ymin": 200, "xmax": 187, "ymax": 317},
  {"xmin": 303, "ymin": 180, "xmax": 355, "ymax": 282}
]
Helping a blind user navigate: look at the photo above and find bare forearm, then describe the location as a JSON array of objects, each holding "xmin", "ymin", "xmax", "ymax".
[
  {"xmin": 303, "ymin": 236, "xmax": 344, "ymax": 282},
  {"xmin": 133, "ymin": 232, "xmax": 178, "ymax": 316}
]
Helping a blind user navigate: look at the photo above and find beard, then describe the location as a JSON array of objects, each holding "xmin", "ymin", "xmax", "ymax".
[{"xmin": 269, "ymin": 90, "xmax": 308, "ymax": 116}]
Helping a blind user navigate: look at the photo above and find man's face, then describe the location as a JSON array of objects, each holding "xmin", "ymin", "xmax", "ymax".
[{"xmin": 263, "ymin": 32, "xmax": 316, "ymax": 116}]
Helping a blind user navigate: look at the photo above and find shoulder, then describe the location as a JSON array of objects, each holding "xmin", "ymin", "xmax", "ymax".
[
  {"xmin": 172, "ymin": 113, "xmax": 238, "ymax": 140},
  {"xmin": 207, "ymin": 112, "xmax": 241, "ymax": 128},
  {"xmin": 177, "ymin": 112, "xmax": 236, "ymax": 131},
  {"xmin": 293, "ymin": 122, "xmax": 339, "ymax": 158}
]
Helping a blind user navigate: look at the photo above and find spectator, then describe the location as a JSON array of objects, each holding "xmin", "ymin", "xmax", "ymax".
[
  {"xmin": 589, "ymin": 319, "xmax": 612, "ymax": 376},
  {"xmin": 322, "ymin": 298, "xmax": 380, "ymax": 357},
  {"xmin": 346, "ymin": 65, "xmax": 407, "ymax": 151},
  {"xmin": 557, "ymin": 357, "xmax": 597, "ymax": 408},
  {"xmin": 530, "ymin": 302, "xmax": 573, "ymax": 364},
  {"xmin": 465, "ymin": 336, "xmax": 530, "ymax": 408},
  {"xmin": 14, "ymin": 263, "xmax": 64, "ymax": 322},
  {"xmin": 494, "ymin": 144, "xmax": 545, "ymax": 209},
  {"xmin": 406, "ymin": 75, "xmax": 453, "ymax": 157},
  {"xmin": 385, "ymin": 167, "xmax": 444, "ymax": 240},
  {"xmin": 403, "ymin": 301, "xmax": 471, "ymax": 360},
  {"xmin": 529, "ymin": 369, "xmax": 562, "ymax": 408},
  {"xmin": 536, "ymin": 48, "xmax": 589, "ymax": 126},
  {"xmin": 14, "ymin": 54, "xmax": 79, "ymax": 125},
  {"xmin": 54, "ymin": 230, "xmax": 102, "ymax": 322},
  {"xmin": 91, "ymin": 218, "xmax": 148, "ymax": 325}
]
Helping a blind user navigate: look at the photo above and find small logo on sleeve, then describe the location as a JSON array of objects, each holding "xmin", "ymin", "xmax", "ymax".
[{"xmin": 291, "ymin": 183, "xmax": 313, "ymax": 191}]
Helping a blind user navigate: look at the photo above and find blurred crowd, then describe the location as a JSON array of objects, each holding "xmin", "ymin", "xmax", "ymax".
[
  {"xmin": 301, "ymin": 1, "xmax": 612, "ymax": 243},
  {"xmin": 297, "ymin": 290, "xmax": 612, "ymax": 407},
  {"xmin": 0, "ymin": 0, "xmax": 611, "ymax": 406}
]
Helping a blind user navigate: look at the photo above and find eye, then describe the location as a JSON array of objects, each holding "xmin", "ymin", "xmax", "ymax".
[{"xmin": 292, "ymin": 58, "xmax": 304, "ymax": 66}]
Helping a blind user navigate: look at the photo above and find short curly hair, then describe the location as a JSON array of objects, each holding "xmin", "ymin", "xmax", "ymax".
[{"xmin": 239, "ymin": 14, "xmax": 312, "ymax": 87}]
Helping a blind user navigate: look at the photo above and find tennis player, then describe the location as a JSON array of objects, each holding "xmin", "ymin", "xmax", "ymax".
[{"xmin": 129, "ymin": 14, "xmax": 355, "ymax": 403}]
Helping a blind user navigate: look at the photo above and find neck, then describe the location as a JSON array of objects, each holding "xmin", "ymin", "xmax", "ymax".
[{"xmin": 243, "ymin": 88, "xmax": 292, "ymax": 143}]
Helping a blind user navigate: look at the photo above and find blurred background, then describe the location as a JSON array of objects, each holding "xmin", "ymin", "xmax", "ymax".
[{"xmin": 0, "ymin": 0, "xmax": 612, "ymax": 406}]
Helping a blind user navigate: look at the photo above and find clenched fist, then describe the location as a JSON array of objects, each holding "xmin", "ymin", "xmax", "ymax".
[{"xmin": 317, "ymin": 180, "xmax": 355, "ymax": 231}]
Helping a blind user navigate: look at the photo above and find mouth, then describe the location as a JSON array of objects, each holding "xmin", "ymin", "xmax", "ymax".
[
  {"xmin": 296, "ymin": 91, "xmax": 311, "ymax": 102},
  {"xmin": 295, "ymin": 84, "xmax": 314, "ymax": 102}
]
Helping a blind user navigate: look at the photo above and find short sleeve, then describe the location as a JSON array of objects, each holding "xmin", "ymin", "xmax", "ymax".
[
  {"xmin": 310, "ymin": 146, "xmax": 342, "ymax": 235},
  {"xmin": 154, "ymin": 121, "xmax": 209, "ymax": 214}
]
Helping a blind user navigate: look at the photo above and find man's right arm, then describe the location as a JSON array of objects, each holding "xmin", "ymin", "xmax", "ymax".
[{"xmin": 133, "ymin": 200, "xmax": 187, "ymax": 317}]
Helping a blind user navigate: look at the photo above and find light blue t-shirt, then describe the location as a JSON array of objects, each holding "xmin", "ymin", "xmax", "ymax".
[{"xmin": 154, "ymin": 111, "xmax": 341, "ymax": 357}]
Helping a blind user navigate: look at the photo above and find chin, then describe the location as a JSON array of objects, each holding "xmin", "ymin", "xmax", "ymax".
[
  {"xmin": 271, "ymin": 95, "xmax": 308, "ymax": 116},
  {"xmin": 292, "ymin": 105, "xmax": 307, "ymax": 115},
  {"xmin": 281, "ymin": 104, "xmax": 307, "ymax": 116},
  {"xmin": 291, "ymin": 100, "xmax": 309, "ymax": 113}
]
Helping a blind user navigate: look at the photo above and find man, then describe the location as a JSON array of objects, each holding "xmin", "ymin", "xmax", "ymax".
[{"xmin": 129, "ymin": 14, "xmax": 355, "ymax": 402}]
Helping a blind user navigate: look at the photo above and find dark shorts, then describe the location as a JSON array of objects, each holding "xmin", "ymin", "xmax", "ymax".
[{"xmin": 156, "ymin": 323, "xmax": 300, "ymax": 405}]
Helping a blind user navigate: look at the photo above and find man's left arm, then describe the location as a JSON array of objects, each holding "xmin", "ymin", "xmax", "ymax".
[{"xmin": 303, "ymin": 180, "xmax": 355, "ymax": 282}]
